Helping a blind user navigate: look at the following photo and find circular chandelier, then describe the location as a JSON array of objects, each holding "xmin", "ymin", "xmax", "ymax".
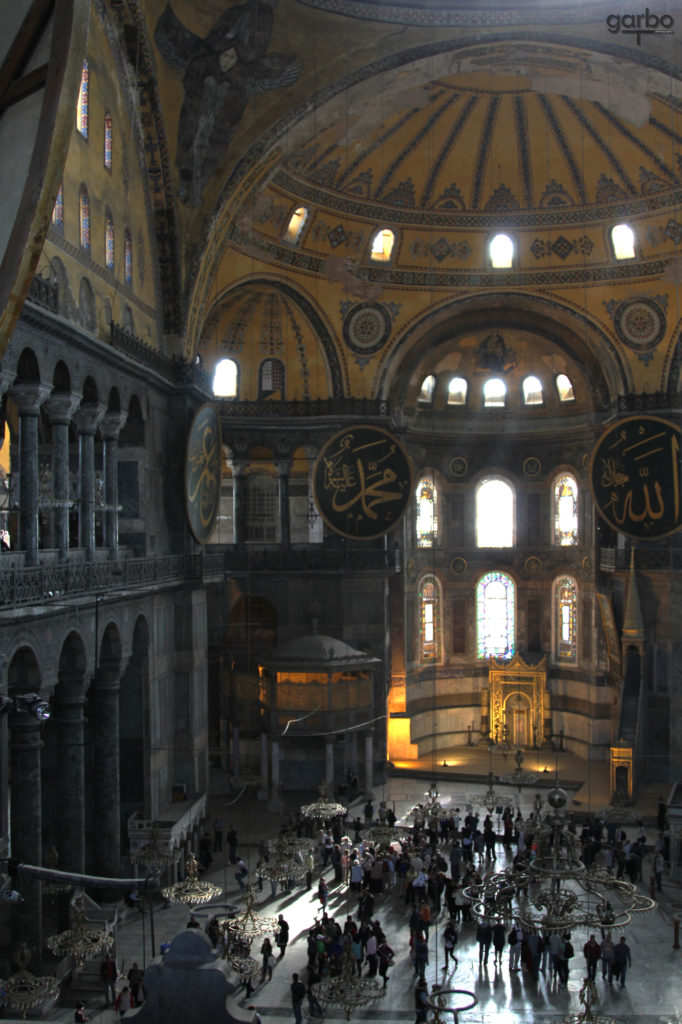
[
  {"xmin": 312, "ymin": 945, "xmax": 386, "ymax": 1020},
  {"xmin": 408, "ymin": 782, "xmax": 451, "ymax": 825},
  {"xmin": 223, "ymin": 885, "xmax": 278, "ymax": 944},
  {"xmin": 361, "ymin": 824, "xmax": 408, "ymax": 849},
  {"xmin": 131, "ymin": 824, "xmax": 177, "ymax": 870},
  {"xmin": 261, "ymin": 834, "xmax": 306, "ymax": 887},
  {"xmin": 46, "ymin": 898, "xmax": 113, "ymax": 964},
  {"xmin": 466, "ymin": 771, "xmax": 504, "ymax": 816},
  {"xmin": 0, "ymin": 942, "xmax": 59, "ymax": 1020},
  {"xmin": 161, "ymin": 852, "xmax": 221, "ymax": 906},
  {"xmin": 464, "ymin": 785, "xmax": 656, "ymax": 933},
  {"xmin": 496, "ymin": 749, "xmax": 540, "ymax": 789},
  {"xmin": 300, "ymin": 783, "xmax": 347, "ymax": 821}
]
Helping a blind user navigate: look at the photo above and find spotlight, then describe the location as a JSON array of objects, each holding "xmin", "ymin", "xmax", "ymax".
[
  {"xmin": 0, "ymin": 694, "xmax": 51, "ymax": 721},
  {"xmin": 25, "ymin": 698, "xmax": 51, "ymax": 721}
]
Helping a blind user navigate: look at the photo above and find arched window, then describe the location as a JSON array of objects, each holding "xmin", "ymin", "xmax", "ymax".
[
  {"xmin": 476, "ymin": 478, "xmax": 514, "ymax": 547},
  {"xmin": 489, "ymin": 233, "xmax": 514, "ymax": 268},
  {"xmin": 52, "ymin": 184, "xmax": 64, "ymax": 230},
  {"xmin": 555, "ymin": 373, "xmax": 575, "ymax": 402},
  {"xmin": 416, "ymin": 477, "xmax": 438, "ymax": 548},
  {"xmin": 123, "ymin": 305, "xmax": 135, "ymax": 335},
  {"xmin": 77, "ymin": 59, "xmax": 88, "ymax": 137},
  {"xmin": 79, "ymin": 277, "xmax": 95, "ymax": 331},
  {"xmin": 124, "ymin": 230, "xmax": 133, "ymax": 284},
  {"xmin": 105, "ymin": 213, "xmax": 114, "ymax": 269},
  {"xmin": 104, "ymin": 111, "xmax": 112, "ymax": 170},
  {"xmin": 79, "ymin": 185, "xmax": 90, "ymax": 249},
  {"xmin": 447, "ymin": 377, "xmax": 467, "ymax": 406},
  {"xmin": 553, "ymin": 473, "xmax": 579, "ymax": 546},
  {"xmin": 285, "ymin": 206, "xmax": 308, "ymax": 244},
  {"xmin": 555, "ymin": 576, "xmax": 578, "ymax": 661},
  {"xmin": 419, "ymin": 575, "xmax": 441, "ymax": 663},
  {"xmin": 213, "ymin": 358, "xmax": 238, "ymax": 397},
  {"xmin": 611, "ymin": 223, "xmax": 636, "ymax": 260},
  {"xmin": 483, "ymin": 377, "xmax": 507, "ymax": 408},
  {"xmin": 418, "ymin": 374, "xmax": 435, "ymax": 404},
  {"xmin": 522, "ymin": 375, "xmax": 543, "ymax": 406},
  {"xmin": 370, "ymin": 228, "xmax": 395, "ymax": 262},
  {"xmin": 477, "ymin": 571, "xmax": 515, "ymax": 659},
  {"xmin": 259, "ymin": 358, "xmax": 285, "ymax": 399}
]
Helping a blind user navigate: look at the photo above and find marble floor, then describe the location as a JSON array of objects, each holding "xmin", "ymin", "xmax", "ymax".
[{"xmin": 37, "ymin": 775, "xmax": 682, "ymax": 1024}]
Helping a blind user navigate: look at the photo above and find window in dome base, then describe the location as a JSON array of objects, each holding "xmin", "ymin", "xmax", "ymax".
[{"xmin": 477, "ymin": 571, "xmax": 515, "ymax": 659}]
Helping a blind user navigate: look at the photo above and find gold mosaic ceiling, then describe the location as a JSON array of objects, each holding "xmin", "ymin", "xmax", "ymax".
[{"xmin": 274, "ymin": 55, "xmax": 682, "ymax": 220}]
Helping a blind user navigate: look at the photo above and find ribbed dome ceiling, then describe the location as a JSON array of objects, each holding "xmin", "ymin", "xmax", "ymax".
[{"xmin": 280, "ymin": 62, "xmax": 681, "ymax": 217}]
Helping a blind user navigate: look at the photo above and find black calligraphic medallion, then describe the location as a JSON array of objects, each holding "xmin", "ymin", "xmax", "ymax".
[
  {"xmin": 590, "ymin": 415, "xmax": 682, "ymax": 540},
  {"xmin": 185, "ymin": 403, "xmax": 222, "ymax": 544},
  {"xmin": 313, "ymin": 425, "xmax": 412, "ymax": 540}
]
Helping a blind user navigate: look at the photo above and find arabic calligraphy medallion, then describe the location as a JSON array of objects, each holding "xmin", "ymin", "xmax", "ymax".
[
  {"xmin": 185, "ymin": 403, "xmax": 222, "ymax": 544},
  {"xmin": 313, "ymin": 425, "xmax": 412, "ymax": 540},
  {"xmin": 590, "ymin": 415, "xmax": 682, "ymax": 540}
]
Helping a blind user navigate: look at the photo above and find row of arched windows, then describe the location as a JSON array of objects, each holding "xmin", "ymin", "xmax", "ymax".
[
  {"xmin": 282, "ymin": 202, "xmax": 637, "ymax": 267},
  {"xmin": 52, "ymin": 184, "xmax": 133, "ymax": 284},
  {"xmin": 418, "ymin": 372, "xmax": 575, "ymax": 407},
  {"xmin": 77, "ymin": 61, "xmax": 113, "ymax": 171},
  {"xmin": 212, "ymin": 357, "xmax": 284, "ymax": 399},
  {"xmin": 419, "ymin": 572, "xmax": 578, "ymax": 663},
  {"xmin": 416, "ymin": 474, "xmax": 578, "ymax": 548}
]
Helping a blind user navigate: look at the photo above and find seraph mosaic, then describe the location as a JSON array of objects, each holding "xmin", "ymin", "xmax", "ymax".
[{"xmin": 155, "ymin": 0, "xmax": 302, "ymax": 204}]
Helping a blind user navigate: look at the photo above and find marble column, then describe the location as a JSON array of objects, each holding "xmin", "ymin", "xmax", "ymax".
[
  {"xmin": 44, "ymin": 394, "xmax": 79, "ymax": 560},
  {"xmin": 100, "ymin": 411, "xmax": 126, "ymax": 558},
  {"xmin": 51, "ymin": 676, "xmax": 86, "ymax": 874},
  {"xmin": 275, "ymin": 458, "xmax": 292, "ymax": 547},
  {"xmin": 325, "ymin": 737, "xmax": 334, "ymax": 793},
  {"xmin": 74, "ymin": 403, "xmax": 105, "ymax": 561},
  {"xmin": 9, "ymin": 711, "xmax": 43, "ymax": 960},
  {"xmin": 269, "ymin": 739, "xmax": 284, "ymax": 812},
  {"xmin": 231, "ymin": 460, "xmax": 248, "ymax": 545},
  {"xmin": 364, "ymin": 730, "xmax": 374, "ymax": 798},
  {"xmin": 231, "ymin": 722, "xmax": 240, "ymax": 780},
  {"xmin": 11, "ymin": 382, "xmax": 50, "ymax": 565},
  {"xmin": 92, "ymin": 651, "xmax": 121, "ymax": 877}
]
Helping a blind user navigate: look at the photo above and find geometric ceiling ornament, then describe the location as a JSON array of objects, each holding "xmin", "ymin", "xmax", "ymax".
[
  {"xmin": 342, "ymin": 303, "xmax": 392, "ymax": 355},
  {"xmin": 613, "ymin": 298, "xmax": 666, "ymax": 353},
  {"xmin": 184, "ymin": 403, "xmax": 222, "ymax": 544},
  {"xmin": 590, "ymin": 415, "xmax": 682, "ymax": 540},
  {"xmin": 313, "ymin": 425, "xmax": 412, "ymax": 540}
]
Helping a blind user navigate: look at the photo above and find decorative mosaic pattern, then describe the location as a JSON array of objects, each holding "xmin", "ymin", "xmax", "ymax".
[
  {"xmin": 561, "ymin": 95, "xmax": 636, "ymax": 197},
  {"xmin": 296, "ymin": 0, "xmax": 620, "ymax": 26},
  {"xmin": 422, "ymin": 94, "xmax": 479, "ymax": 208},
  {"xmin": 665, "ymin": 218, "xmax": 682, "ymax": 245},
  {"xmin": 408, "ymin": 238, "xmax": 472, "ymax": 263},
  {"xmin": 539, "ymin": 180, "xmax": 573, "ymax": 208},
  {"xmin": 612, "ymin": 298, "xmax": 666, "ymax": 354},
  {"xmin": 137, "ymin": 229, "xmax": 145, "ymax": 286},
  {"xmin": 328, "ymin": 225, "xmax": 348, "ymax": 249},
  {"xmin": 471, "ymin": 95, "xmax": 500, "ymax": 209},
  {"xmin": 260, "ymin": 293, "xmax": 284, "ymax": 355},
  {"xmin": 342, "ymin": 303, "xmax": 392, "ymax": 355},
  {"xmin": 530, "ymin": 235, "xmax": 594, "ymax": 260}
]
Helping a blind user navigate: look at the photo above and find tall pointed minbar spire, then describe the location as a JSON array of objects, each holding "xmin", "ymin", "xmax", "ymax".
[{"xmin": 622, "ymin": 546, "xmax": 645, "ymax": 643}]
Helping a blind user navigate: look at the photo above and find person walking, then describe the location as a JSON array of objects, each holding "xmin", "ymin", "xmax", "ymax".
[
  {"xmin": 260, "ymin": 936, "xmax": 274, "ymax": 982},
  {"xmin": 414, "ymin": 977, "xmax": 429, "ymax": 1024},
  {"xmin": 227, "ymin": 825, "xmax": 239, "ymax": 863},
  {"xmin": 653, "ymin": 850, "xmax": 664, "ymax": 892},
  {"xmin": 114, "ymin": 986, "xmax": 134, "ymax": 1018},
  {"xmin": 213, "ymin": 816, "xmax": 224, "ymax": 852},
  {"xmin": 613, "ymin": 936, "xmax": 632, "ymax": 988},
  {"xmin": 442, "ymin": 919, "xmax": 459, "ymax": 968},
  {"xmin": 492, "ymin": 920, "xmax": 506, "ymax": 967},
  {"xmin": 290, "ymin": 973, "xmax": 306, "ymax": 1024},
  {"xmin": 127, "ymin": 963, "xmax": 144, "ymax": 1004},
  {"xmin": 74, "ymin": 1003, "xmax": 89, "ymax": 1023},
  {"xmin": 100, "ymin": 952, "xmax": 117, "ymax": 1006},
  {"xmin": 600, "ymin": 932, "xmax": 615, "ymax": 984},
  {"xmin": 583, "ymin": 935, "xmax": 601, "ymax": 980},
  {"xmin": 276, "ymin": 915, "xmax": 290, "ymax": 958},
  {"xmin": 378, "ymin": 937, "xmax": 395, "ymax": 988},
  {"xmin": 235, "ymin": 857, "xmax": 249, "ymax": 890},
  {"xmin": 476, "ymin": 919, "xmax": 492, "ymax": 966},
  {"xmin": 509, "ymin": 921, "xmax": 523, "ymax": 972}
]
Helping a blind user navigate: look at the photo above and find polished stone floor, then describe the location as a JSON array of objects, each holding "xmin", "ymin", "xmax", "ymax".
[{"xmin": 42, "ymin": 774, "xmax": 682, "ymax": 1024}]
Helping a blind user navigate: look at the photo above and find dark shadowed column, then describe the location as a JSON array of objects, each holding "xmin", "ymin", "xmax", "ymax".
[
  {"xmin": 93, "ymin": 649, "xmax": 121, "ymax": 877},
  {"xmin": 9, "ymin": 711, "xmax": 43, "ymax": 961},
  {"xmin": 51, "ymin": 674, "xmax": 86, "ymax": 873}
]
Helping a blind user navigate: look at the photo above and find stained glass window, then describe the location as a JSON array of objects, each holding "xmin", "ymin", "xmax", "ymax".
[
  {"xmin": 285, "ymin": 206, "xmax": 308, "ymax": 244},
  {"xmin": 418, "ymin": 374, "xmax": 435, "ymax": 404},
  {"xmin": 523, "ymin": 375, "xmax": 543, "ymax": 405},
  {"xmin": 79, "ymin": 185, "xmax": 90, "ymax": 249},
  {"xmin": 104, "ymin": 112, "xmax": 112, "ymax": 170},
  {"xmin": 124, "ymin": 230, "xmax": 132, "ymax": 284},
  {"xmin": 105, "ymin": 213, "xmax": 114, "ymax": 269},
  {"xmin": 213, "ymin": 358, "xmax": 238, "ymax": 397},
  {"xmin": 419, "ymin": 575, "xmax": 440, "ymax": 662},
  {"xmin": 554, "ymin": 474, "xmax": 578, "ymax": 545},
  {"xmin": 447, "ymin": 377, "xmax": 467, "ymax": 405},
  {"xmin": 52, "ymin": 184, "xmax": 64, "ymax": 230},
  {"xmin": 476, "ymin": 571, "xmax": 515, "ymax": 659},
  {"xmin": 556, "ymin": 576, "xmax": 577, "ymax": 661},
  {"xmin": 370, "ymin": 228, "xmax": 395, "ymax": 262},
  {"xmin": 476, "ymin": 478, "xmax": 514, "ymax": 547},
  {"xmin": 77, "ymin": 60, "xmax": 88, "ymax": 138},
  {"xmin": 416, "ymin": 477, "xmax": 438, "ymax": 548}
]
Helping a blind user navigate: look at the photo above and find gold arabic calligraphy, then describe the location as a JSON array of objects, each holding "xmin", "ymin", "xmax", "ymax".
[{"xmin": 186, "ymin": 406, "xmax": 221, "ymax": 538}]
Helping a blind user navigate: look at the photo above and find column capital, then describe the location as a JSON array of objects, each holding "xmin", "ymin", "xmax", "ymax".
[
  {"xmin": 275, "ymin": 458, "xmax": 293, "ymax": 476},
  {"xmin": 10, "ymin": 380, "xmax": 51, "ymax": 416},
  {"xmin": 73, "ymin": 402, "xmax": 106, "ymax": 435},
  {"xmin": 43, "ymin": 393, "xmax": 81, "ymax": 425},
  {"xmin": 100, "ymin": 411, "xmax": 127, "ymax": 441},
  {"xmin": 230, "ymin": 458, "xmax": 249, "ymax": 477}
]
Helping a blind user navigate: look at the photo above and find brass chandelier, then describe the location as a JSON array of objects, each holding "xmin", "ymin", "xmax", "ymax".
[
  {"xmin": 312, "ymin": 945, "xmax": 386, "ymax": 1021},
  {"xmin": 46, "ymin": 897, "xmax": 113, "ymax": 964},
  {"xmin": 161, "ymin": 852, "xmax": 221, "ymax": 906},
  {"xmin": 0, "ymin": 942, "xmax": 59, "ymax": 1020}
]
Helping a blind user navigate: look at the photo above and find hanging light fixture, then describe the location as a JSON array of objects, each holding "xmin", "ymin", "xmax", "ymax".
[
  {"xmin": 464, "ymin": 785, "xmax": 656, "ymax": 933},
  {"xmin": 161, "ymin": 852, "xmax": 221, "ymax": 907},
  {"xmin": 131, "ymin": 824, "xmax": 178, "ymax": 874},
  {"xmin": 496, "ymin": 748, "xmax": 540, "ymax": 791},
  {"xmin": 0, "ymin": 943, "xmax": 59, "ymax": 1020},
  {"xmin": 222, "ymin": 885, "xmax": 278, "ymax": 944},
  {"xmin": 300, "ymin": 782, "xmax": 347, "ymax": 821},
  {"xmin": 555, "ymin": 976, "xmax": 618, "ymax": 1024},
  {"xmin": 46, "ymin": 898, "xmax": 113, "ymax": 964},
  {"xmin": 260, "ymin": 834, "xmax": 307, "ymax": 889},
  {"xmin": 312, "ymin": 944, "xmax": 386, "ymax": 1021}
]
